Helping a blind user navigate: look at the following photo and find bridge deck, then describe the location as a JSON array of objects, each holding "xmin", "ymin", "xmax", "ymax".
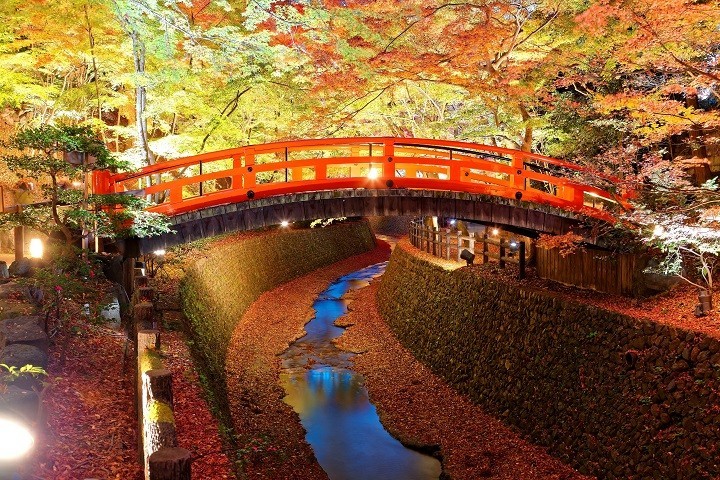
[{"xmin": 93, "ymin": 137, "xmax": 628, "ymax": 222}]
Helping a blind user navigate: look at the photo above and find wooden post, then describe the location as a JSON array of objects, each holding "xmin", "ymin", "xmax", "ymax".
[
  {"xmin": 13, "ymin": 225, "xmax": 24, "ymax": 262},
  {"xmin": 430, "ymin": 227, "xmax": 438, "ymax": 257},
  {"xmin": 145, "ymin": 368, "xmax": 174, "ymax": 406},
  {"xmin": 136, "ymin": 287, "xmax": 156, "ymax": 303},
  {"xmin": 135, "ymin": 275, "xmax": 149, "ymax": 290},
  {"xmin": 456, "ymin": 233, "xmax": 462, "ymax": 262},
  {"xmin": 143, "ymin": 369, "xmax": 178, "ymax": 478},
  {"xmin": 149, "ymin": 447, "xmax": 192, "ymax": 480},
  {"xmin": 482, "ymin": 233, "xmax": 489, "ymax": 264},
  {"xmin": 138, "ymin": 329, "xmax": 161, "ymax": 352},
  {"xmin": 134, "ymin": 302, "xmax": 155, "ymax": 332},
  {"xmin": 446, "ymin": 231, "xmax": 451, "ymax": 260},
  {"xmin": 499, "ymin": 239, "xmax": 506, "ymax": 269},
  {"xmin": 519, "ymin": 241, "xmax": 526, "ymax": 279}
]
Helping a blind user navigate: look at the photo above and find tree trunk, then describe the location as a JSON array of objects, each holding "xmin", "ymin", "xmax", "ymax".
[
  {"xmin": 130, "ymin": 30, "xmax": 156, "ymax": 166},
  {"xmin": 519, "ymin": 103, "xmax": 533, "ymax": 152}
]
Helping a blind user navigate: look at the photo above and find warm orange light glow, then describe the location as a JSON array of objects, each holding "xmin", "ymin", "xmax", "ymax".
[{"xmin": 29, "ymin": 238, "xmax": 43, "ymax": 259}]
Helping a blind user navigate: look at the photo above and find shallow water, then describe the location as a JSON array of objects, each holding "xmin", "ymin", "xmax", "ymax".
[{"xmin": 280, "ymin": 262, "xmax": 441, "ymax": 480}]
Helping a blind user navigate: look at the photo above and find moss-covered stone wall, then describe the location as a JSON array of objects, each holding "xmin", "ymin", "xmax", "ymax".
[
  {"xmin": 180, "ymin": 221, "xmax": 375, "ymax": 404},
  {"xmin": 378, "ymin": 241, "xmax": 720, "ymax": 480}
]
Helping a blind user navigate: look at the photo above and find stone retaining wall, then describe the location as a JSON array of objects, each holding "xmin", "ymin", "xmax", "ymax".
[{"xmin": 377, "ymin": 241, "xmax": 720, "ymax": 479}]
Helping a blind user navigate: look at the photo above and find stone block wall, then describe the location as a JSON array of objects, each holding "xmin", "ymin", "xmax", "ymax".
[{"xmin": 377, "ymin": 241, "xmax": 720, "ymax": 479}]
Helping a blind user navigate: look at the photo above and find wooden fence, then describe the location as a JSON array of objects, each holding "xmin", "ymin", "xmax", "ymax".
[
  {"xmin": 409, "ymin": 221, "xmax": 526, "ymax": 278},
  {"xmin": 536, "ymin": 247, "xmax": 644, "ymax": 296}
]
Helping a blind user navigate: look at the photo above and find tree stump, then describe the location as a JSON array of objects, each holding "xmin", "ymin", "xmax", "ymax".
[
  {"xmin": 134, "ymin": 302, "xmax": 155, "ymax": 332},
  {"xmin": 149, "ymin": 447, "xmax": 191, "ymax": 480},
  {"xmin": 137, "ymin": 287, "xmax": 156, "ymax": 303},
  {"xmin": 138, "ymin": 330, "xmax": 160, "ymax": 352},
  {"xmin": 134, "ymin": 275, "xmax": 149, "ymax": 290}
]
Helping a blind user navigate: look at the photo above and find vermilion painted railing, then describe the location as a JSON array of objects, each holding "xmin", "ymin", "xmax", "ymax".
[{"xmin": 93, "ymin": 137, "xmax": 629, "ymax": 221}]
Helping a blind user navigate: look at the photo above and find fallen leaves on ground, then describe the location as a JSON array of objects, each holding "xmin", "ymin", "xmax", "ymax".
[
  {"xmin": 29, "ymin": 321, "xmax": 142, "ymax": 480},
  {"xmin": 335, "ymin": 283, "xmax": 590, "ymax": 480},
  {"xmin": 160, "ymin": 321, "xmax": 234, "ymax": 479}
]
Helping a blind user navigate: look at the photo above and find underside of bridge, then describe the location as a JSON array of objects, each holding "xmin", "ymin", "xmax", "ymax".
[{"xmin": 132, "ymin": 188, "xmax": 594, "ymax": 254}]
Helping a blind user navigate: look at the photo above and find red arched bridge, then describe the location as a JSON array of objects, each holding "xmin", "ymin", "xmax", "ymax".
[{"xmin": 92, "ymin": 137, "xmax": 629, "ymax": 251}]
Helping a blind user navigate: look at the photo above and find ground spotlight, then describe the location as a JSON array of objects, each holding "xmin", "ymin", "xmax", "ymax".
[
  {"xmin": 449, "ymin": 219, "xmax": 456, "ymax": 226},
  {"xmin": 281, "ymin": 220, "xmax": 290, "ymax": 227},
  {"xmin": 367, "ymin": 168, "xmax": 379, "ymax": 180},
  {"xmin": 491, "ymin": 228, "xmax": 499, "ymax": 236},
  {"xmin": 460, "ymin": 249, "xmax": 475, "ymax": 266},
  {"xmin": 0, "ymin": 417, "xmax": 34, "ymax": 461}
]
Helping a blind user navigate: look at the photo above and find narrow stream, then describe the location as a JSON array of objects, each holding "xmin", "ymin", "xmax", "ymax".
[{"xmin": 280, "ymin": 262, "xmax": 441, "ymax": 480}]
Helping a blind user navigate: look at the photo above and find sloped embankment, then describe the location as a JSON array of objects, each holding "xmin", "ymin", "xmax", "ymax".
[
  {"xmin": 378, "ymin": 240, "xmax": 720, "ymax": 479},
  {"xmin": 180, "ymin": 221, "xmax": 376, "ymax": 421}
]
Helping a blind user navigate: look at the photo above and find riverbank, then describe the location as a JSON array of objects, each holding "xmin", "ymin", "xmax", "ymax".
[
  {"xmin": 225, "ymin": 243, "xmax": 391, "ymax": 479},
  {"xmin": 336, "ymin": 283, "xmax": 586, "ymax": 479},
  {"xmin": 227, "ymin": 239, "xmax": 585, "ymax": 479}
]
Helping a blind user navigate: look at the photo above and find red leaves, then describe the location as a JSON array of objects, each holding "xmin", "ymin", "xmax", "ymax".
[
  {"xmin": 30, "ymin": 325, "xmax": 142, "ymax": 480},
  {"xmin": 162, "ymin": 328, "xmax": 234, "ymax": 479}
]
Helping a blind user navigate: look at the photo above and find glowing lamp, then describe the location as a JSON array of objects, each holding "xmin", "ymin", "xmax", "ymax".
[
  {"xmin": 491, "ymin": 228, "xmax": 500, "ymax": 236},
  {"xmin": 449, "ymin": 219, "xmax": 456, "ymax": 226},
  {"xmin": 367, "ymin": 168, "xmax": 379, "ymax": 180},
  {"xmin": 153, "ymin": 249, "xmax": 166, "ymax": 256},
  {"xmin": 280, "ymin": 221, "xmax": 290, "ymax": 228},
  {"xmin": 28, "ymin": 238, "xmax": 43, "ymax": 259},
  {"xmin": 0, "ymin": 418, "xmax": 34, "ymax": 460}
]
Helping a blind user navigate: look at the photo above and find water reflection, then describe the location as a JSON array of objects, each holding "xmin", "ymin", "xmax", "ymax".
[{"xmin": 280, "ymin": 262, "xmax": 441, "ymax": 480}]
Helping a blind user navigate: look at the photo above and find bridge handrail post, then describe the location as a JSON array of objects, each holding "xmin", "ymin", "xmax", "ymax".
[
  {"xmin": 244, "ymin": 148, "xmax": 256, "ymax": 188},
  {"xmin": 482, "ymin": 233, "xmax": 489, "ymax": 264},
  {"xmin": 499, "ymin": 239, "xmax": 506, "ymax": 269},
  {"xmin": 383, "ymin": 139, "xmax": 395, "ymax": 179},
  {"xmin": 457, "ymin": 233, "xmax": 462, "ymax": 262},
  {"xmin": 511, "ymin": 154, "xmax": 526, "ymax": 191},
  {"xmin": 446, "ymin": 230, "xmax": 451, "ymax": 260}
]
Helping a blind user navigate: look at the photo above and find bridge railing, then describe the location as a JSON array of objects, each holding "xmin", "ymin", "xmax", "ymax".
[{"xmin": 95, "ymin": 137, "xmax": 629, "ymax": 220}]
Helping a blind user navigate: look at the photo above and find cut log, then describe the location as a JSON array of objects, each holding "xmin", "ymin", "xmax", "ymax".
[
  {"xmin": 149, "ymin": 447, "xmax": 191, "ymax": 480},
  {"xmin": 134, "ymin": 302, "xmax": 155, "ymax": 331}
]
